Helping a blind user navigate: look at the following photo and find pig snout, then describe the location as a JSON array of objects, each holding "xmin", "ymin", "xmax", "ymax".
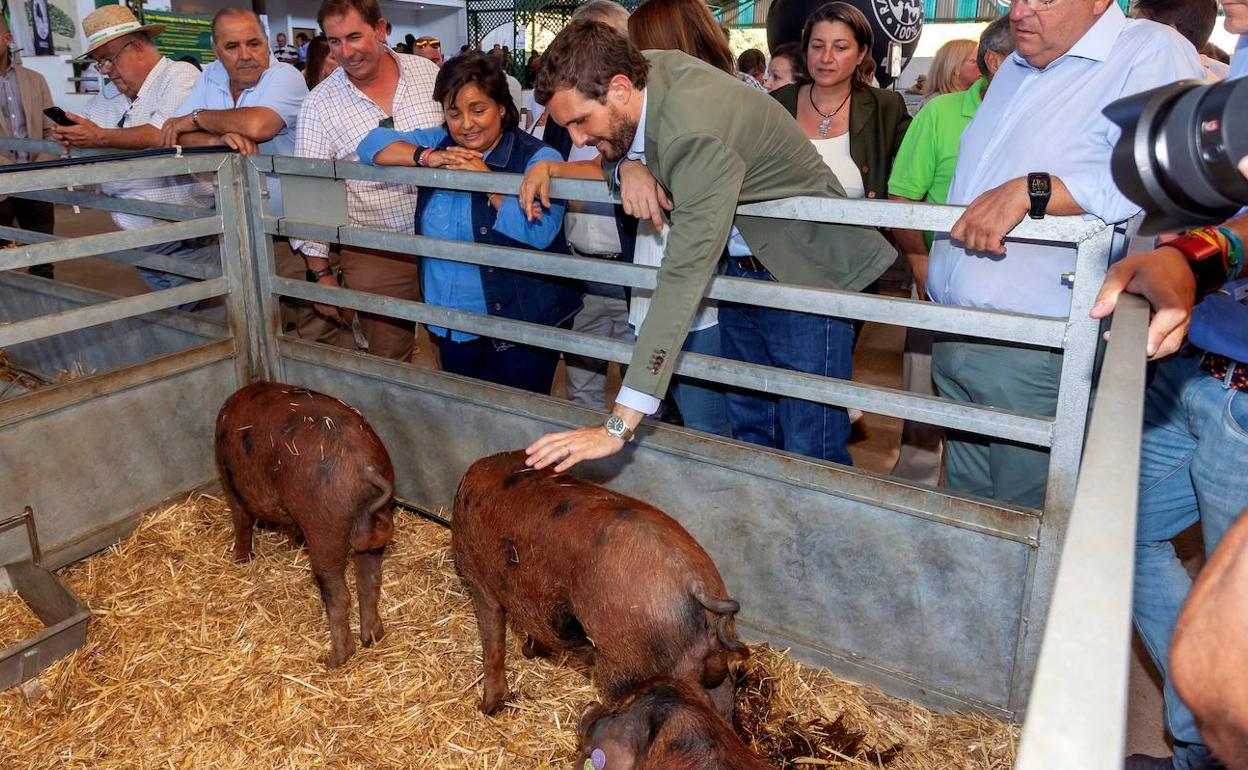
[
  {"xmin": 214, "ymin": 381, "xmax": 396, "ymax": 668},
  {"xmin": 452, "ymin": 451, "xmax": 747, "ymax": 717}
]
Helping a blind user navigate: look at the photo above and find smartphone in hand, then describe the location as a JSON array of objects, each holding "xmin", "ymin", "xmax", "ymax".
[{"xmin": 43, "ymin": 107, "xmax": 76, "ymax": 127}]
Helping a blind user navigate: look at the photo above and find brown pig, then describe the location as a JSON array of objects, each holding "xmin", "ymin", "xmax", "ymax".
[
  {"xmin": 575, "ymin": 678, "xmax": 774, "ymax": 770},
  {"xmin": 452, "ymin": 451, "xmax": 748, "ymax": 717},
  {"xmin": 214, "ymin": 382, "xmax": 395, "ymax": 667}
]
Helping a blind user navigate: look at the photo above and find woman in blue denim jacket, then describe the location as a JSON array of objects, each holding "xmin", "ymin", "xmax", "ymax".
[{"xmin": 358, "ymin": 52, "xmax": 582, "ymax": 394}]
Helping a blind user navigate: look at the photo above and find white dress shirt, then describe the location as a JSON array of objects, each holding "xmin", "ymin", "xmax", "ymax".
[{"xmin": 83, "ymin": 57, "xmax": 212, "ymax": 233}]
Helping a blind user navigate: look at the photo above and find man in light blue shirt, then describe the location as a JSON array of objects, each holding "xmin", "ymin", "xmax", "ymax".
[
  {"xmin": 926, "ymin": 0, "xmax": 1202, "ymax": 509},
  {"xmin": 160, "ymin": 8, "xmax": 307, "ymax": 217}
]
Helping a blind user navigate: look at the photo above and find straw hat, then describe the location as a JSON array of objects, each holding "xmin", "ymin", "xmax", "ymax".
[{"xmin": 79, "ymin": 4, "xmax": 164, "ymax": 58}]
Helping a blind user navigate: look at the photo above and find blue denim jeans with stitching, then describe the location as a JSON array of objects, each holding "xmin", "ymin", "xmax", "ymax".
[{"xmin": 1133, "ymin": 350, "xmax": 1248, "ymax": 770}]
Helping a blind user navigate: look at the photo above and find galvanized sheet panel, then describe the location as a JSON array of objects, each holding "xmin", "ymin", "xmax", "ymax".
[
  {"xmin": 0, "ymin": 358, "xmax": 235, "ymax": 566},
  {"xmin": 281, "ymin": 356, "xmax": 1028, "ymax": 710}
]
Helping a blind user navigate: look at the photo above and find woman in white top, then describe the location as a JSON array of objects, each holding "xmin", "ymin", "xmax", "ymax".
[{"xmin": 745, "ymin": 2, "xmax": 911, "ymax": 463}]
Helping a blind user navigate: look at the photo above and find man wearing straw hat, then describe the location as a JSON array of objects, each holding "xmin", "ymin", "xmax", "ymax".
[
  {"xmin": 51, "ymin": 4, "xmax": 213, "ymax": 295},
  {"xmin": 0, "ymin": 14, "xmax": 58, "ymax": 279}
]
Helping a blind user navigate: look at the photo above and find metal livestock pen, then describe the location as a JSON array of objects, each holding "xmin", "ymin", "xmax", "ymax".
[{"xmin": 0, "ymin": 144, "xmax": 1148, "ymax": 767}]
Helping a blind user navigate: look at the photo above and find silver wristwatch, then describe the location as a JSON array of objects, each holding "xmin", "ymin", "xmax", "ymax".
[{"xmin": 603, "ymin": 414, "xmax": 635, "ymax": 442}]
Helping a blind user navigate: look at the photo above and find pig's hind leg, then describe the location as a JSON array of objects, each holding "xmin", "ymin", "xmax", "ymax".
[
  {"xmin": 309, "ymin": 547, "xmax": 357, "ymax": 668},
  {"xmin": 469, "ymin": 588, "xmax": 510, "ymax": 714},
  {"xmin": 354, "ymin": 548, "xmax": 385, "ymax": 647},
  {"xmin": 219, "ymin": 466, "xmax": 256, "ymax": 563}
]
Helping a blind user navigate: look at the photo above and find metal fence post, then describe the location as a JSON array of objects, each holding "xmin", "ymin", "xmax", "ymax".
[
  {"xmin": 241, "ymin": 156, "xmax": 285, "ymax": 383},
  {"xmin": 1008, "ymin": 223, "xmax": 1117, "ymax": 712},
  {"xmin": 215, "ymin": 155, "xmax": 264, "ymax": 387}
]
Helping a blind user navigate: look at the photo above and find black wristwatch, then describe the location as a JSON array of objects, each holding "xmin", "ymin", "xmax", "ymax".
[
  {"xmin": 305, "ymin": 266, "xmax": 334, "ymax": 282},
  {"xmin": 1027, "ymin": 172, "xmax": 1051, "ymax": 220}
]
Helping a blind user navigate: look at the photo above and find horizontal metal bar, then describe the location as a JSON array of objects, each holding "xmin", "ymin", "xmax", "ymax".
[
  {"xmin": 274, "ymin": 220, "xmax": 1069, "ymax": 347},
  {"xmin": 0, "ymin": 154, "xmax": 225, "ymax": 196},
  {"xmin": 0, "ymin": 137, "xmax": 63, "ymax": 156},
  {"xmin": 245, "ymin": 155, "xmax": 274, "ymax": 173},
  {"xmin": 11, "ymin": 188, "xmax": 212, "ymax": 221},
  {"xmin": 0, "ymin": 338, "xmax": 234, "ymax": 429},
  {"xmin": 1015, "ymin": 294, "xmax": 1150, "ymax": 770},
  {"xmin": 279, "ymin": 337, "xmax": 1042, "ymax": 544},
  {"xmin": 274, "ymin": 156, "xmax": 1102, "ymax": 244},
  {"xmin": 0, "ymin": 278, "xmax": 229, "ymax": 348},
  {"xmin": 0, "ymin": 224, "xmax": 219, "ymax": 281},
  {"xmin": 0, "ymin": 217, "xmax": 223, "ymax": 272},
  {"xmin": 735, "ymin": 197, "xmax": 1104, "ymax": 245},
  {"xmin": 272, "ymin": 277, "xmax": 1055, "ymax": 447}
]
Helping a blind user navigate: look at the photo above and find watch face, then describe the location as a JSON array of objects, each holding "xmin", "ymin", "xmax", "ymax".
[
  {"xmin": 605, "ymin": 415, "xmax": 625, "ymax": 435},
  {"xmin": 1029, "ymin": 175, "xmax": 1050, "ymax": 196}
]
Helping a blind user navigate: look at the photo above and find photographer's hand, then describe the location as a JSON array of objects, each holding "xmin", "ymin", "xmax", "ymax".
[{"xmin": 1091, "ymin": 247, "xmax": 1195, "ymax": 359}]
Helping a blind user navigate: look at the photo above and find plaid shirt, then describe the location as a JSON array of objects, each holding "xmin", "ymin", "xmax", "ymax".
[
  {"xmin": 83, "ymin": 57, "xmax": 213, "ymax": 232},
  {"xmin": 292, "ymin": 49, "xmax": 442, "ymax": 258}
]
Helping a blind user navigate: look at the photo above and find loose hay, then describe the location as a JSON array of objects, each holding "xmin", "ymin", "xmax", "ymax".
[
  {"xmin": 0, "ymin": 590, "xmax": 46, "ymax": 651},
  {"xmin": 0, "ymin": 495, "xmax": 1017, "ymax": 769}
]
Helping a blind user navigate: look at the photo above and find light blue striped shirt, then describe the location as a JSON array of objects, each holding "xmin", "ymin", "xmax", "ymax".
[
  {"xmin": 927, "ymin": 5, "xmax": 1203, "ymax": 318},
  {"xmin": 175, "ymin": 60, "xmax": 307, "ymax": 216}
]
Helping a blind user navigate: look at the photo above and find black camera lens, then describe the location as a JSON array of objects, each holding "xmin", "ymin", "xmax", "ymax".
[{"xmin": 1104, "ymin": 77, "xmax": 1248, "ymax": 235}]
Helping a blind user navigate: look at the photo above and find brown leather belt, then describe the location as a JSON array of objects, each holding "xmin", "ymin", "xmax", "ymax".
[{"xmin": 1200, "ymin": 351, "xmax": 1248, "ymax": 391}]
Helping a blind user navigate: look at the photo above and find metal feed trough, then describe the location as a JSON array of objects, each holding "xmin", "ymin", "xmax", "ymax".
[
  {"xmin": 0, "ymin": 507, "xmax": 91, "ymax": 691},
  {"xmin": 0, "ymin": 141, "xmax": 1149, "ymax": 768}
]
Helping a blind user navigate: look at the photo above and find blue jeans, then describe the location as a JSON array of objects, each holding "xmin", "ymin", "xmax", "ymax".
[
  {"xmin": 718, "ymin": 259, "xmax": 854, "ymax": 465},
  {"xmin": 669, "ymin": 325, "xmax": 731, "ymax": 437},
  {"xmin": 1133, "ymin": 350, "xmax": 1248, "ymax": 769}
]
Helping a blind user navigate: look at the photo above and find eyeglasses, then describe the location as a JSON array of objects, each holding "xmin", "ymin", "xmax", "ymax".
[
  {"xmin": 997, "ymin": 0, "xmax": 1063, "ymax": 9},
  {"xmin": 93, "ymin": 39, "xmax": 137, "ymax": 72},
  {"xmin": 378, "ymin": 116, "xmax": 394, "ymax": 129}
]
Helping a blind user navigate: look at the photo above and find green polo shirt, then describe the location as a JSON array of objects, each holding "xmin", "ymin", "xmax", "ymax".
[{"xmin": 888, "ymin": 77, "xmax": 986, "ymax": 206}]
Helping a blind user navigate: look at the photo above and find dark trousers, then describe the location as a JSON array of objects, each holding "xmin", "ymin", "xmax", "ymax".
[
  {"xmin": 719, "ymin": 258, "xmax": 855, "ymax": 465},
  {"xmin": 0, "ymin": 197, "xmax": 55, "ymax": 278},
  {"xmin": 435, "ymin": 328, "xmax": 566, "ymax": 395}
]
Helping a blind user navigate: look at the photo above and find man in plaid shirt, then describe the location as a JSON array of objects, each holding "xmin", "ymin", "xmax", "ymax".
[{"xmin": 293, "ymin": 0, "xmax": 442, "ymax": 361}]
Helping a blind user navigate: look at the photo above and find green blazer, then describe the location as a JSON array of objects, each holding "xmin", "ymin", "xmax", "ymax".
[
  {"xmin": 770, "ymin": 82, "xmax": 912, "ymax": 199},
  {"xmin": 607, "ymin": 50, "xmax": 897, "ymax": 400}
]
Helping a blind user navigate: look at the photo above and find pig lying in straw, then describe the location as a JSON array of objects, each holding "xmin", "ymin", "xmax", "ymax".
[
  {"xmin": 214, "ymin": 382, "xmax": 395, "ymax": 667},
  {"xmin": 575, "ymin": 678, "xmax": 773, "ymax": 769},
  {"xmin": 452, "ymin": 451, "xmax": 749, "ymax": 717}
]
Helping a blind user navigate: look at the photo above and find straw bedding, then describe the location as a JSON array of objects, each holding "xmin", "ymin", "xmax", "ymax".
[{"xmin": 0, "ymin": 495, "xmax": 1016, "ymax": 769}]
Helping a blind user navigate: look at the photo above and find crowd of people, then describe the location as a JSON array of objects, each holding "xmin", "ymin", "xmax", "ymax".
[{"xmin": 6, "ymin": 0, "xmax": 1248, "ymax": 765}]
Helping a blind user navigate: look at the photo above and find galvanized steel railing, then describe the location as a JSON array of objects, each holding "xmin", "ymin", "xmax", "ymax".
[{"xmin": 0, "ymin": 146, "xmax": 1150, "ymax": 755}]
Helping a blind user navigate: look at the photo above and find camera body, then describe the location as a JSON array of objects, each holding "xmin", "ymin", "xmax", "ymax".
[{"xmin": 1105, "ymin": 77, "xmax": 1248, "ymax": 235}]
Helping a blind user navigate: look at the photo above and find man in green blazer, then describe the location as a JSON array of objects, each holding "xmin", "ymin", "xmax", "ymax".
[{"xmin": 524, "ymin": 20, "xmax": 896, "ymax": 471}]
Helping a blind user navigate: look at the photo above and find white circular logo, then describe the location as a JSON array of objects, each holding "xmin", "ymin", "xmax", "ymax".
[{"xmin": 872, "ymin": 0, "xmax": 923, "ymax": 44}]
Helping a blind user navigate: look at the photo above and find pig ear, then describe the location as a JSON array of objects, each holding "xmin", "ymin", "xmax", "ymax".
[{"xmin": 578, "ymin": 701, "xmax": 607, "ymax": 742}]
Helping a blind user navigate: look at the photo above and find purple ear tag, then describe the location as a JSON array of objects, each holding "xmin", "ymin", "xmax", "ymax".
[{"xmin": 590, "ymin": 748, "xmax": 607, "ymax": 769}]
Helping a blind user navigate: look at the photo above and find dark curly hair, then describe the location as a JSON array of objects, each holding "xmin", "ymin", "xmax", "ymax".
[{"xmin": 434, "ymin": 50, "xmax": 520, "ymax": 132}]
